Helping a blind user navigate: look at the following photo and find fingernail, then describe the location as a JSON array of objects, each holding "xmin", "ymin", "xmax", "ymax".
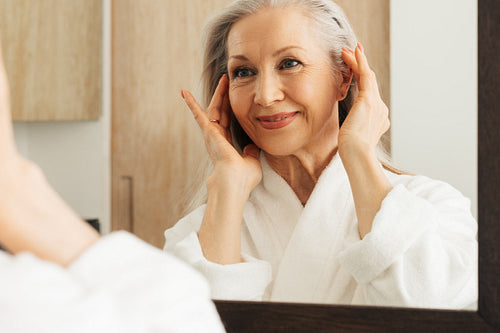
[
  {"xmin": 180, "ymin": 89, "xmax": 185, "ymax": 99},
  {"xmin": 357, "ymin": 42, "xmax": 364, "ymax": 53},
  {"xmin": 348, "ymin": 48, "xmax": 354, "ymax": 54}
]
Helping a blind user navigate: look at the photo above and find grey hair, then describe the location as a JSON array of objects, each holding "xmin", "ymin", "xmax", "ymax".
[{"xmin": 185, "ymin": 0, "xmax": 403, "ymax": 214}]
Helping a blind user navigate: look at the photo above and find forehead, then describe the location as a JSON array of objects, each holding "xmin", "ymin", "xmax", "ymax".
[{"xmin": 227, "ymin": 7, "xmax": 321, "ymax": 57}]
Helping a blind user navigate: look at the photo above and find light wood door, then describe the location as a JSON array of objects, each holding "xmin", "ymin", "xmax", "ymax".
[
  {"xmin": 0, "ymin": 0, "xmax": 102, "ymax": 121},
  {"xmin": 112, "ymin": 0, "xmax": 390, "ymax": 248},
  {"xmin": 112, "ymin": 0, "xmax": 232, "ymax": 248}
]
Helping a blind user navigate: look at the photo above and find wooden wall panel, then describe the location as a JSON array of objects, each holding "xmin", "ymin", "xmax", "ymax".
[
  {"xmin": 112, "ymin": 0, "xmax": 232, "ymax": 247},
  {"xmin": 337, "ymin": 0, "xmax": 390, "ymax": 107},
  {"xmin": 336, "ymin": 0, "xmax": 391, "ymax": 150},
  {"xmin": 112, "ymin": 0, "xmax": 390, "ymax": 248},
  {"xmin": 0, "ymin": 0, "xmax": 102, "ymax": 121}
]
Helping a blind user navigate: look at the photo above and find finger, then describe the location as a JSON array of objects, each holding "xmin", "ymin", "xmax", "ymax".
[
  {"xmin": 355, "ymin": 43, "xmax": 370, "ymax": 75},
  {"xmin": 220, "ymin": 87, "xmax": 231, "ymax": 129},
  {"xmin": 354, "ymin": 43, "xmax": 378, "ymax": 93},
  {"xmin": 341, "ymin": 48, "xmax": 359, "ymax": 81},
  {"xmin": 0, "ymin": 43, "xmax": 11, "ymax": 121},
  {"xmin": 181, "ymin": 89, "xmax": 210, "ymax": 130},
  {"xmin": 243, "ymin": 144, "xmax": 260, "ymax": 160},
  {"xmin": 0, "ymin": 42, "xmax": 14, "ymax": 151},
  {"xmin": 207, "ymin": 74, "xmax": 229, "ymax": 123}
]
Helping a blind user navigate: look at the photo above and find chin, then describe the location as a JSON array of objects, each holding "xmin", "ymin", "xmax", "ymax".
[{"xmin": 256, "ymin": 139, "xmax": 302, "ymax": 157}]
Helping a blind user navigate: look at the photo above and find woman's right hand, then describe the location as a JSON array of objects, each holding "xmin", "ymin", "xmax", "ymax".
[
  {"xmin": 181, "ymin": 74, "xmax": 262, "ymax": 196},
  {"xmin": 181, "ymin": 75, "xmax": 262, "ymax": 264}
]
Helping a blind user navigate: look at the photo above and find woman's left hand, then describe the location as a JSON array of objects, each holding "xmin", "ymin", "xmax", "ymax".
[
  {"xmin": 338, "ymin": 43, "xmax": 390, "ymax": 159},
  {"xmin": 338, "ymin": 43, "xmax": 393, "ymax": 239}
]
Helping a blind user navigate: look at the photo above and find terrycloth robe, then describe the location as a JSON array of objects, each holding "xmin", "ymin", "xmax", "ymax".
[
  {"xmin": 0, "ymin": 232, "xmax": 224, "ymax": 332},
  {"xmin": 164, "ymin": 153, "xmax": 477, "ymax": 309}
]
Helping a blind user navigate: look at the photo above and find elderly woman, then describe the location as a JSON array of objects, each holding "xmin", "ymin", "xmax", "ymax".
[{"xmin": 164, "ymin": 0, "xmax": 477, "ymax": 309}]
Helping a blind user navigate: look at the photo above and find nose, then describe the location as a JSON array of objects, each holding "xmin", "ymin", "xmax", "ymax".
[{"xmin": 253, "ymin": 71, "xmax": 285, "ymax": 107}]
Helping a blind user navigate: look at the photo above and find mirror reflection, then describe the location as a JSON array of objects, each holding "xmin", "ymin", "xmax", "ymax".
[
  {"xmin": 7, "ymin": 0, "xmax": 477, "ymax": 312},
  {"xmin": 163, "ymin": 0, "xmax": 477, "ymax": 309}
]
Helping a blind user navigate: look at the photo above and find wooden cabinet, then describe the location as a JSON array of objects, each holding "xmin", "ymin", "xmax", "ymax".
[
  {"xmin": 0, "ymin": 0, "xmax": 102, "ymax": 121},
  {"xmin": 112, "ymin": 0, "xmax": 390, "ymax": 248}
]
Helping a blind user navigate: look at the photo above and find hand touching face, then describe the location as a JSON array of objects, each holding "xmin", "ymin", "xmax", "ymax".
[{"xmin": 339, "ymin": 44, "xmax": 390, "ymax": 158}]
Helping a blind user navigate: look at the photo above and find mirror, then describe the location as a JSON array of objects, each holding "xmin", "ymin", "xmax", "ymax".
[
  {"xmin": 6, "ymin": 1, "xmax": 488, "ymax": 324},
  {"xmin": 156, "ymin": 0, "xmax": 477, "ymax": 310},
  {"xmin": 215, "ymin": 1, "xmax": 498, "ymax": 330},
  {"xmin": 108, "ymin": 1, "xmax": 477, "ymax": 314}
]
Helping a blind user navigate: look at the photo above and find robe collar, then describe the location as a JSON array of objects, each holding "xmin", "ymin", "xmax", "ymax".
[{"xmin": 244, "ymin": 152, "xmax": 356, "ymax": 302}]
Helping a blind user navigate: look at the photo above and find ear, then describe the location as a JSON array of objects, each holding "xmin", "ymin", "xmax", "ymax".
[{"xmin": 336, "ymin": 69, "xmax": 353, "ymax": 101}]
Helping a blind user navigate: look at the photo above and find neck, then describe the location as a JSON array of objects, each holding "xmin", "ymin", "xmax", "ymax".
[{"xmin": 264, "ymin": 121, "xmax": 339, "ymax": 204}]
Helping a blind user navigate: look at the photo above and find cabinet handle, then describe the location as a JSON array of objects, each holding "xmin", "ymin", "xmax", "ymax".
[{"xmin": 118, "ymin": 176, "xmax": 134, "ymax": 232}]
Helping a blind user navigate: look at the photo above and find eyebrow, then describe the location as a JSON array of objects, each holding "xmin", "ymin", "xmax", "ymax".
[{"xmin": 228, "ymin": 46, "xmax": 306, "ymax": 61}]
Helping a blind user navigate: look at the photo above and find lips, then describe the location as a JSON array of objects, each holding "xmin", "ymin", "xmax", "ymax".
[{"xmin": 257, "ymin": 112, "xmax": 299, "ymax": 129}]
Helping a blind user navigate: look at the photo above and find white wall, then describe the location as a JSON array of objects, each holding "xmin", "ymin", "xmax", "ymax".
[
  {"xmin": 12, "ymin": 0, "xmax": 111, "ymax": 234},
  {"xmin": 391, "ymin": 0, "xmax": 478, "ymax": 218}
]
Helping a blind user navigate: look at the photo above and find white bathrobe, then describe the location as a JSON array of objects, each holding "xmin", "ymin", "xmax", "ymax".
[
  {"xmin": 164, "ymin": 153, "xmax": 477, "ymax": 309},
  {"xmin": 0, "ymin": 232, "xmax": 225, "ymax": 333}
]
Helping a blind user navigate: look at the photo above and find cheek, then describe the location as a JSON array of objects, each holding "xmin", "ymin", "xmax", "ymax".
[
  {"xmin": 286, "ymin": 72, "xmax": 339, "ymax": 127},
  {"xmin": 301, "ymin": 72, "xmax": 337, "ymax": 105},
  {"xmin": 285, "ymin": 72, "xmax": 327, "ymax": 104},
  {"xmin": 229, "ymin": 86, "xmax": 251, "ymax": 120}
]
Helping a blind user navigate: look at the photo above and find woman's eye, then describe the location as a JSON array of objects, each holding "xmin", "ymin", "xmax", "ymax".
[
  {"xmin": 233, "ymin": 68, "xmax": 254, "ymax": 78},
  {"xmin": 280, "ymin": 59, "xmax": 301, "ymax": 69}
]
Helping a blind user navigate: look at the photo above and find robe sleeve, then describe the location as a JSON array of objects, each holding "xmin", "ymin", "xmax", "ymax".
[
  {"xmin": 338, "ymin": 178, "xmax": 478, "ymax": 309},
  {"xmin": 164, "ymin": 205, "xmax": 273, "ymax": 301},
  {"xmin": 0, "ymin": 231, "xmax": 225, "ymax": 333}
]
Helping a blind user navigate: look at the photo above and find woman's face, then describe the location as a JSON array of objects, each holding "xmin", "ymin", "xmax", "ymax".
[{"xmin": 227, "ymin": 7, "xmax": 345, "ymax": 157}]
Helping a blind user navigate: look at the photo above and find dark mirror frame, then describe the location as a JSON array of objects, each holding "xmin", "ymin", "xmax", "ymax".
[{"xmin": 214, "ymin": 0, "xmax": 499, "ymax": 331}]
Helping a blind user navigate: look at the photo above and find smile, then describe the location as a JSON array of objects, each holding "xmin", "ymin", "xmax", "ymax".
[{"xmin": 257, "ymin": 112, "xmax": 299, "ymax": 130}]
